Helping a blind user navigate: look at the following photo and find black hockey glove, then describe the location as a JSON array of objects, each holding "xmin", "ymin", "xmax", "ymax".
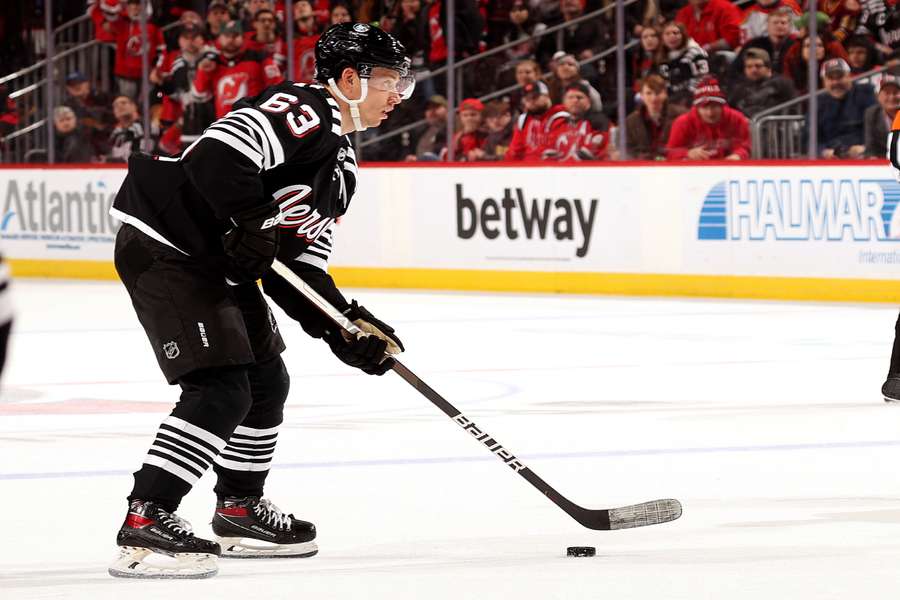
[
  {"xmin": 326, "ymin": 331, "xmax": 395, "ymax": 376},
  {"xmin": 343, "ymin": 300, "xmax": 404, "ymax": 355},
  {"xmin": 222, "ymin": 203, "xmax": 280, "ymax": 283}
]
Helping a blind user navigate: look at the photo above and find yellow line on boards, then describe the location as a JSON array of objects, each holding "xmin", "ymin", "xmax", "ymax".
[{"xmin": 8, "ymin": 260, "xmax": 899, "ymax": 303}]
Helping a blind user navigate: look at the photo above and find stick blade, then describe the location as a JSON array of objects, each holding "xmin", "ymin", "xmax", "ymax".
[{"xmin": 607, "ymin": 499, "xmax": 683, "ymax": 530}]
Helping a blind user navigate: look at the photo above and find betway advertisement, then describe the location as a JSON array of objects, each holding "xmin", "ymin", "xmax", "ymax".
[
  {"xmin": 333, "ymin": 164, "xmax": 900, "ymax": 280},
  {"xmin": 1, "ymin": 164, "xmax": 898, "ymax": 283},
  {"xmin": 0, "ymin": 168, "xmax": 126, "ymax": 261}
]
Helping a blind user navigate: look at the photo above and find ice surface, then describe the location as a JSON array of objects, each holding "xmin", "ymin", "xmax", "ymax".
[{"xmin": 2, "ymin": 279, "xmax": 899, "ymax": 599}]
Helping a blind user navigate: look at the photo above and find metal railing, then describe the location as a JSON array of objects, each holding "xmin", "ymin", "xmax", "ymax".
[
  {"xmin": 750, "ymin": 63, "xmax": 895, "ymax": 159},
  {"xmin": 1, "ymin": 120, "xmax": 48, "ymax": 164}
]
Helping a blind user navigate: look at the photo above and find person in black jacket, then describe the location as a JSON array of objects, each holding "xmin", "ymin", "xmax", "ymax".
[
  {"xmin": 107, "ymin": 23, "xmax": 412, "ymax": 580},
  {"xmin": 726, "ymin": 48, "xmax": 797, "ymax": 118},
  {"xmin": 816, "ymin": 58, "xmax": 877, "ymax": 158}
]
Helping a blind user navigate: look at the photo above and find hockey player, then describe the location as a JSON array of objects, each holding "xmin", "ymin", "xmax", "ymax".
[
  {"xmin": 108, "ymin": 22, "xmax": 414, "ymax": 579},
  {"xmin": 883, "ymin": 112, "xmax": 900, "ymax": 402}
]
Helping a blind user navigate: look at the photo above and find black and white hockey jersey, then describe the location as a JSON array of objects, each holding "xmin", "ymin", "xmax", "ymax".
[
  {"xmin": 112, "ymin": 81, "xmax": 357, "ymax": 319},
  {"xmin": 112, "ymin": 81, "xmax": 355, "ymax": 271}
]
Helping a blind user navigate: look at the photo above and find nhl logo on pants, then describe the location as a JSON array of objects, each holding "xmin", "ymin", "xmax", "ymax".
[{"xmin": 163, "ymin": 341, "xmax": 180, "ymax": 359}]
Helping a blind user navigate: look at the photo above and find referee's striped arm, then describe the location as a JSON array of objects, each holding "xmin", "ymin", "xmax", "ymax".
[{"xmin": 296, "ymin": 223, "xmax": 336, "ymax": 272}]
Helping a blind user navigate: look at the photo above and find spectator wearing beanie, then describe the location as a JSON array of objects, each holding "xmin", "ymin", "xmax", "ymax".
[
  {"xmin": 817, "ymin": 58, "xmax": 877, "ymax": 158},
  {"xmin": 865, "ymin": 73, "xmax": 900, "ymax": 158},
  {"xmin": 675, "ymin": 0, "xmax": 743, "ymax": 54},
  {"xmin": 666, "ymin": 76, "xmax": 751, "ymax": 160},
  {"xmin": 727, "ymin": 48, "xmax": 797, "ymax": 118},
  {"xmin": 453, "ymin": 98, "xmax": 489, "ymax": 161},
  {"xmin": 626, "ymin": 74, "xmax": 685, "ymax": 159}
]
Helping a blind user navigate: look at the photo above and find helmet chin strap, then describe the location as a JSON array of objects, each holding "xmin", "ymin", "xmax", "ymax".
[{"xmin": 327, "ymin": 77, "xmax": 369, "ymax": 132}]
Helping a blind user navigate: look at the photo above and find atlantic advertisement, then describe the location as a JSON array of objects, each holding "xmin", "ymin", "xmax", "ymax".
[{"xmin": 1, "ymin": 164, "xmax": 898, "ymax": 282}]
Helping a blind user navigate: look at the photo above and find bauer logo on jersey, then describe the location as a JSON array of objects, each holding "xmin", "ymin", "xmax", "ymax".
[
  {"xmin": 455, "ymin": 184, "xmax": 598, "ymax": 258},
  {"xmin": 697, "ymin": 179, "xmax": 900, "ymax": 242},
  {"xmin": 272, "ymin": 184, "xmax": 333, "ymax": 242}
]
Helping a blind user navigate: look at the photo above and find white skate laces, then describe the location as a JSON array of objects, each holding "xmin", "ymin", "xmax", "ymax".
[
  {"xmin": 160, "ymin": 511, "xmax": 193, "ymax": 536},
  {"xmin": 254, "ymin": 498, "xmax": 292, "ymax": 531}
]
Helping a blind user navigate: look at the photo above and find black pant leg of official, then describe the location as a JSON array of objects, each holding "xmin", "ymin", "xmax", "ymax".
[{"xmin": 213, "ymin": 355, "xmax": 290, "ymax": 500}]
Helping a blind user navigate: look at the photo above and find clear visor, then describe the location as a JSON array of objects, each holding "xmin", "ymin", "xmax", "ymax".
[{"xmin": 365, "ymin": 72, "xmax": 416, "ymax": 100}]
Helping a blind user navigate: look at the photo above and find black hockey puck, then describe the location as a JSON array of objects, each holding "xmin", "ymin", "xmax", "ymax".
[{"xmin": 566, "ymin": 546, "xmax": 596, "ymax": 557}]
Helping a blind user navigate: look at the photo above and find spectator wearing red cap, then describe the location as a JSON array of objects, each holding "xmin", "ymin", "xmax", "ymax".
[
  {"xmin": 865, "ymin": 74, "xmax": 900, "ymax": 158},
  {"xmin": 505, "ymin": 80, "xmax": 569, "ymax": 161},
  {"xmin": 658, "ymin": 20, "xmax": 711, "ymax": 108},
  {"xmin": 452, "ymin": 98, "xmax": 490, "ymax": 161},
  {"xmin": 666, "ymin": 76, "xmax": 751, "ymax": 160},
  {"xmin": 543, "ymin": 82, "xmax": 609, "ymax": 161},
  {"xmin": 817, "ymin": 58, "xmax": 876, "ymax": 158},
  {"xmin": 625, "ymin": 74, "xmax": 685, "ymax": 160},
  {"xmin": 675, "ymin": 0, "xmax": 742, "ymax": 54}
]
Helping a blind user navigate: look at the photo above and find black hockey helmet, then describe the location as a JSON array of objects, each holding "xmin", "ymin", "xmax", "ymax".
[{"xmin": 315, "ymin": 23, "xmax": 414, "ymax": 98}]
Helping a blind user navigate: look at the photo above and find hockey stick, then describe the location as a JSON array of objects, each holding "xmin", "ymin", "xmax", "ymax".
[{"xmin": 271, "ymin": 260, "xmax": 682, "ymax": 530}]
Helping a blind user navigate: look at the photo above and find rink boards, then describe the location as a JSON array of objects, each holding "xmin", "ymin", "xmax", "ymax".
[{"xmin": 1, "ymin": 162, "xmax": 898, "ymax": 302}]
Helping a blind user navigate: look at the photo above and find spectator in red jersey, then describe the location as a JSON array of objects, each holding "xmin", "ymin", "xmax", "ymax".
[
  {"xmin": 505, "ymin": 80, "xmax": 569, "ymax": 161},
  {"xmin": 658, "ymin": 20, "xmax": 711, "ymax": 108},
  {"xmin": 482, "ymin": 99, "xmax": 514, "ymax": 159},
  {"xmin": 452, "ymin": 98, "xmax": 489, "ymax": 161},
  {"xmin": 666, "ymin": 76, "xmax": 751, "ymax": 160},
  {"xmin": 543, "ymin": 82, "xmax": 609, "ymax": 161},
  {"xmin": 240, "ymin": 0, "xmax": 273, "ymax": 28},
  {"xmin": 52, "ymin": 106, "xmax": 97, "ymax": 164},
  {"xmin": 732, "ymin": 7, "xmax": 797, "ymax": 79},
  {"xmin": 547, "ymin": 52, "xmax": 603, "ymax": 112},
  {"xmin": 206, "ymin": 0, "xmax": 232, "ymax": 38},
  {"xmin": 157, "ymin": 23, "xmax": 216, "ymax": 155},
  {"xmin": 820, "ymin": 0, "xmax": 860, "ymax": 44},
  {"xmin": 111, "ymin": 0, "xmax": 166, "ymax": 99},
  {"xmin": 193, "ymin": 20, "xmax": 282, "ymax": 118},
  {"xmin": 625, "ymin": 74, "xmax": 685, "ymax": 160},
  {"xmin": 90, "ymin": 0, "xmax": 124, "ymax": 44},
  {"xmin": 329, "ymin": 2, "xmax": 352, "ymax": 24},
  {"xmin": 865, "ymin": 73, "xmax": 900, "ymax": 158},
  {"xmin": 0, "ymin": 84, "xmax": 18, "ymax": 137},
  {"xmin": 630, "ymin": 25, "xmax": 664, "ymax": 92},
  {"xmin": 675, "ymin": 0, "xmax": 742, "ymax": 54},
  {"xmin": 290, "ymin": 0, "xmax": 322, "ymax": 83},
  {"xmin": 783, "ymin": 30, "xmax": 849, "ymax": 93},
  {"xmin": 243, "ymin": 8, "xmax": 286, "ymax": 67},
  {"xmin": 740, "ymin": 0, "xmax": 800, "ymax": 44}
]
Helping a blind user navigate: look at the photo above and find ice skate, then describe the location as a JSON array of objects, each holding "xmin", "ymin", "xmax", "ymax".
[
  {"xmin": 109, "ymin": 500, "xmax": 221, "ymax": 579},
  {"xmin": 883, "ymin": 377, "xmax": 900, "ymax": 403},
  {"xmin": 212, "ymin": 496, "xmax": 318, "ymax": 558}
]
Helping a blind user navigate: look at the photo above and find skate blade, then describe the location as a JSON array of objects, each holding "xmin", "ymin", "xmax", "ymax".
[
  {"xmin": 108, "ymin": 546, "xmax": 219, "ymax": 579},
  {"xmin": 217, "ymin": 536, "xmax": 318, "ymax": 559}
]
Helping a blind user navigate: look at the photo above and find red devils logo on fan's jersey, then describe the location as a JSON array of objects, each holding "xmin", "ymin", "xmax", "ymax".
[
  {"xmin": 273, "ymin": 184, "xmax": 333, "ymax": 242},
  {"xmin": 217, "ymin": 73, "xmax": 250, "ymax": 109},
  {"xmin": 126, "ymin": 35, "xmax": 143, "ymax": 56}
]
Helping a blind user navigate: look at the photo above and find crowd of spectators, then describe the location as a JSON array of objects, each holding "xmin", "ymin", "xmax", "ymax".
[{"xmin": 3, "ymin": 0, "xmax": 900, "ymax": 162}]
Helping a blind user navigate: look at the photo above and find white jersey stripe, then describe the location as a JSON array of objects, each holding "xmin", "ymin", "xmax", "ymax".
[
  {"xmin": 232, "ymin": 107, "xmax": 285, "ymax": 168},
  {"xmin": 228, "ymin": 112, "xmax": 273, "ymax": 166},
  {"xmin": 297, "ymin": 253, "xmax": 328, "ymax": 271},
  {"xmin": 213, "ymin": 456, "xmax": 272, "ymax": 472},
  {"xmin": 154, "ymin": 429, "xmax": 218, "ymax": 465},
  {"xmin": 143, "ymin": 454, "xmax": 201, "ymax": 485},
  {"xmin": 109, "ymin": 207, "xmax": 189, "ymax": 255},
  {"xmin": 164, "ymin": 416, "xmax": 229, "ymax": 451},
  {"xmin": 211, "ymin": 119, "xmax": 264, "ymax": 154},
  {"xmin": 233, "ymin": 424, "xmax": 281, "ymax": 437},
  {"xmin": 201, "ymin": 129, "xmax": 264, "ymax": 170}
]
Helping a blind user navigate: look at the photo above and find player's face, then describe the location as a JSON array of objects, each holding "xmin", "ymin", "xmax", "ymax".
[
  {"xmin": 697, "ymin": 102, "xmax": 723, "ymax": 124},
  {"xmin": 361, "ymin": 67, "xmax": 404, "ymax": 127}
]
